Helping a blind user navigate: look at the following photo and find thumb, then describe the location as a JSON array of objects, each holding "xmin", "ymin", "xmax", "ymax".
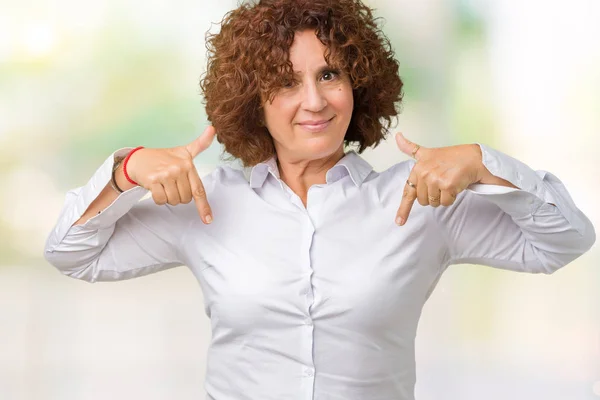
[
  {"xmin": 395, "ymin": 132, "xmax": 423, "ymax": 160},
  {"xmin": 186, "ymin": 125, "xmax": 216, "ymax": 158}
]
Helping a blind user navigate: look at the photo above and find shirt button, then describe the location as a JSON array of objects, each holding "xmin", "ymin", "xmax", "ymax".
[
  {"xmin": 304, "ymin": 318, "xmax": 312, "ymax": 326},
  {"xmin": 304, "ymin": 368, "xmax": 314, "ymax": 377}
]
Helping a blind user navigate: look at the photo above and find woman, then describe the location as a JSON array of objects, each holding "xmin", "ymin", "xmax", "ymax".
[{"xmin": 44, "ymin": 0, "xmax": 595, "ymax": 399}]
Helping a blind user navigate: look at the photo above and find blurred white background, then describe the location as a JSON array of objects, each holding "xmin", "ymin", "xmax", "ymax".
[{"xmin": 1, "ymin": 0, "xmax": 598, "ymax": 399}]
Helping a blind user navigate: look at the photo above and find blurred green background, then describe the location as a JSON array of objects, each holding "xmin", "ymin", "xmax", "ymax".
[{"xmin": 1, "ymin": 0, "xmax": 599, "ymax": 399}]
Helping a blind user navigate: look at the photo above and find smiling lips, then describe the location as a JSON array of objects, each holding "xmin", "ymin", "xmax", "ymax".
[{"xmin": 297, "ymin": 117, "xmax": 334, "ymax": 132}]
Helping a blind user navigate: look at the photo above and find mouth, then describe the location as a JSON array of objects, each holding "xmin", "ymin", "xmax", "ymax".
[{"xmin": 297, "ymin": 116, "xmax": 334, "ymax": 133}]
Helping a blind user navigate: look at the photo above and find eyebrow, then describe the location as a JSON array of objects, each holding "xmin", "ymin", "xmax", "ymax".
[{"xmin": 292, "ymin": 65, "xmax": 335, "ymax": 76}]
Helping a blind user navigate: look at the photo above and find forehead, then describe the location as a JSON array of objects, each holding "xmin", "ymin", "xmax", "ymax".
[{"xmin": 289, "ymin": 30, "xmax": 328, "ymax": 71}]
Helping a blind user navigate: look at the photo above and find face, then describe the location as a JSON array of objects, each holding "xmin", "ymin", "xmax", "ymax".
[{"xmin": 262, "ymin": 30, "xmax": 354, "ymax": 163}]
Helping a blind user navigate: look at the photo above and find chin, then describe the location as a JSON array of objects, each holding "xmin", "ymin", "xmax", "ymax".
[{"xmin": 301, "ymin": 136, "xmax": 344, "ymax": 159}]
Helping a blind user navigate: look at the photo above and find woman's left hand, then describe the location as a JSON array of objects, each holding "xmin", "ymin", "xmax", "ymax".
[{"xmin": 394, "ymin": 132, "xmax": 488, "ymax": 226}]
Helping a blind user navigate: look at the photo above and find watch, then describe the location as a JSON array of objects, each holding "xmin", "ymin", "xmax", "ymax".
[{"xmin": 111, "ymin": 157, "xmax": 125, "ymax": 193}]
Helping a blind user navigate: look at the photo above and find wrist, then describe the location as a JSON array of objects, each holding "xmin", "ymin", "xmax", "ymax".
[
  {"xmin": 114, "ymin": 160, "xmax": 138, "ymax": 192},
  {"xmin": 478, "ymin": 172, "xmax": 519, "ymax": 188},
  {"xmin": 469, "ymin": 143, "xmax": 516, "ymax": 188},
  {"xmin": 122, "ymin": 146, "xmax": 145, "ymax": 185},
  {"xmin": 469, "ymin": 143, "xmax": 487, "ymax": 183}
]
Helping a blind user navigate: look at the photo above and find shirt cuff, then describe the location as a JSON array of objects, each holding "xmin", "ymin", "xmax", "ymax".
[
  {"xmin": 465, "ymin": 144, "xmax": 557, "ymax": 217},
  {"xmin": 62, "ymin": 148, "xmax": 149, "ymax": 236},
  {"xmin": 466, "ymin": 144, "xmax": 587, "ymax": 235}
]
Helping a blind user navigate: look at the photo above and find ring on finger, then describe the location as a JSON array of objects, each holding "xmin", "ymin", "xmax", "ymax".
[
  {"xmin": 411, "ymin": 144, "xmax": 420, "ymax": 159},
  {"xmin": 406, "ymin": 180, "xmax": 417, "ymax": 189},
  {"xmin": 428, "ymin": 195, "xmax": 440, "ymax": 203}
]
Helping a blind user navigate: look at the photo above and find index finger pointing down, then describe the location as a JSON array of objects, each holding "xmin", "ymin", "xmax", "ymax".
[
  {"xmin": 188, "ymin": 169, "xmax": 213, "ymax": 224},
  {"xmin": 396, "ymin": 179, "xmax": 418, "ymax": 226}
]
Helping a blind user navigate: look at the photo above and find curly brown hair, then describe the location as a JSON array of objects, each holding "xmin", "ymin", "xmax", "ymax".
[{"xmin": 200, "ymin": 0, "xmax": 403, "ymax": 167}]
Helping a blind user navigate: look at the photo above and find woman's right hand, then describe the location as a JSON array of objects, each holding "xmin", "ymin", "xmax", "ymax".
[{"xmin": 123, "ymin": 126, "xmax": 216, "ymax": 224}]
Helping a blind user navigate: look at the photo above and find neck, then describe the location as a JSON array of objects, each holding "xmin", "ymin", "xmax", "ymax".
[{"xmin": 276, "ymin": 146, "xmax": 345, "ymax": 205}]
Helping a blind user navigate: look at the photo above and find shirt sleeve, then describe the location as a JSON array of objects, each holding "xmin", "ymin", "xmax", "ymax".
[
  {"xmin": 433, "ymin": 144, "xmax": 596, "ymax": 274},
  {"xmin": 44, "ymin": 148, "xmax": 190, "ymax": 283}
]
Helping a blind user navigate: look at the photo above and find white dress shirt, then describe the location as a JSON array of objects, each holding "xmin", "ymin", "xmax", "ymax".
[{"xmin": 44, "ymin": 144, "xmax": 595, "ymax": 400}]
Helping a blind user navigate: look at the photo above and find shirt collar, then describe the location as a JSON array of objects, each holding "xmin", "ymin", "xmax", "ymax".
[{"xmin": 245, "ymin": 150, "xmax": 373, "ymax": 189}]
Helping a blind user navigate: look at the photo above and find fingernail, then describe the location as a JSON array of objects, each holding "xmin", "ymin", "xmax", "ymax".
[
  {"xmin": 396, "ymin": 217, "xmax": 404, "ymax": 226},
  {"xmin": 205, "ymin": 214, "xmax": 212, "ymax": 224}
]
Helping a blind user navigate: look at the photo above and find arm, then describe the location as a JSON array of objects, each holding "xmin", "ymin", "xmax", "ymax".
[
  {"xmin": 73, "ymin": 150, "xmax": 138, "ymax": 226},
  {"xmin": 44, "ymin": 150, "xmax": 189, "ymax": 283},
  {"xmin": 44, "ymin": 127, "xmax": 217, "ymax": 283},
  {"xmin": 434, "ymin": 144, "xmax": 596, "ymax": 273}
]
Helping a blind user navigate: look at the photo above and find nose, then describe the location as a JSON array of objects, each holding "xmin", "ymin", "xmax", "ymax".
[{"xmin": 301, "ymin": 81, "xmax": 328, "ymax": 112}]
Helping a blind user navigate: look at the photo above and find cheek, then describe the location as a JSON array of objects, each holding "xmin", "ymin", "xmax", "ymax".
[
  {"xmin": 264, "ymin": 98, "xmax": 296, "ymax": 126},
  {"xmin": 262, "ymin": 100, "xmax": 298, "ymax": 145},
  {"xmin": 332, "ymin": 82, "xmax": 353, "ymax": 110},
  {"xmin": 343, "ymin": 90, "xmax": 354, "ymax": 110}
]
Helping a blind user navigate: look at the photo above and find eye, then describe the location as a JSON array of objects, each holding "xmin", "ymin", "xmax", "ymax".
[{"xmin": 321, "ymin": 70, "xmax": 339, "ymax": 81}]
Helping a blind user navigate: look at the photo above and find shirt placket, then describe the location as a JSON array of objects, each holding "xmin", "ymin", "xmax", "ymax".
[
  {"xmin": 284, "ymin": 183, "xmax": 323, "ymax": 400},
  {"xmin": 301, "ymin": 212, "xmax": 316, "ymax": 399}
]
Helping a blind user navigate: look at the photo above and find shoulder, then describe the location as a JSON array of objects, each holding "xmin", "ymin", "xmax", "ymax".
[
  {"xmin": 349, "ymin": 158, "xmax": 416, "ymax": 207},
  {"xmin": 156, "ymin": 164, "xmax": 249, "ymax": 225},
  {"xmin": 200, "ymin": 164, "xmax": 249, "ymax": 191},
  {"xmin": 380, "ymin": 159, "xmax": 415, "ymax": 181},
  {"xmin": 364, "ymin": 158, "xmax": 415, "ymax": 190}
]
